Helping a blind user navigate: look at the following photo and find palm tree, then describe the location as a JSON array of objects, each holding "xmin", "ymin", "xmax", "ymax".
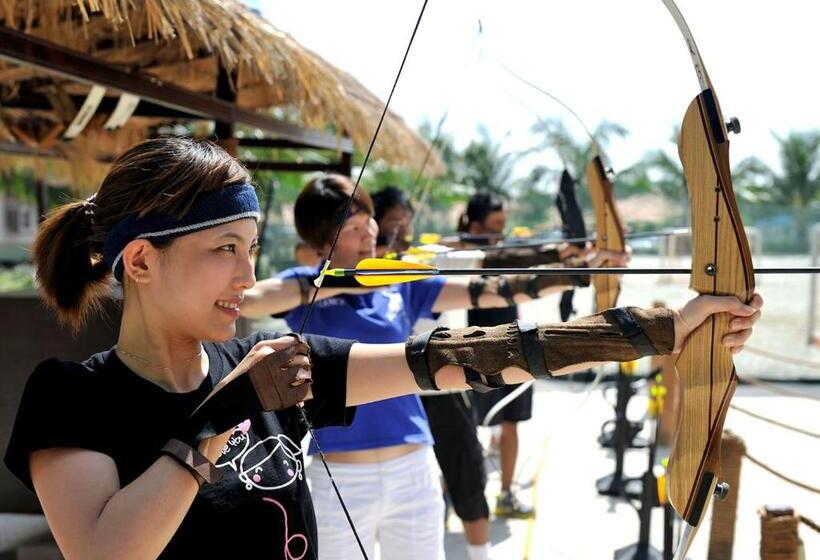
[
  {"xmin": 623, "ymin": 126, "xmax": 690, "ymax": 225},
  {"xmin": 528, "ymin": 118, "xmax": 627, "ymax": 210},
  {"xmin": 734, "ymin": 131, "xmax": 820, "ymax": 250},
  {"xmin": 457, "ymin": 125, "xmax": 518, "ymax": 197}
]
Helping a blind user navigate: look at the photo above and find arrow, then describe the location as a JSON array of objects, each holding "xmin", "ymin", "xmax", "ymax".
[{"xmin": 321, "ymin": 258, "xmax": 818, "ymax": 287}]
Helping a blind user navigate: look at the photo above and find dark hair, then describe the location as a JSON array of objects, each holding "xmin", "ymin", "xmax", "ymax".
[
  {"xmin": 371, "ymin": 185, "xmax": 414, "ymax": 225},
  {"xmin": 457, "ymin": 192, "xmax": 504, "ymax": 232},
  {"xmin": 32, "ymin": 137, "xmax": 251, "ymax": 332},
  {"xmin": 294, "ymin": 174, "xmax": 374, "ymax": 248}
]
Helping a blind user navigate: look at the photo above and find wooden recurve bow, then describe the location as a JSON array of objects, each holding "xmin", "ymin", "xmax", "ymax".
[
  {"xmin": 586, "ymin": 151, "xmax": 626, "ymax": 313},
  {"xmin": 659, "ymin": 1, "xmax": 756, "ymax": 558}
]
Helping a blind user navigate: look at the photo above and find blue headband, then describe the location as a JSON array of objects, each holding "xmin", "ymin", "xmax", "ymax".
[{"xmin": 103, "ymin": 182, "xmax": 261, "ymax": 282}]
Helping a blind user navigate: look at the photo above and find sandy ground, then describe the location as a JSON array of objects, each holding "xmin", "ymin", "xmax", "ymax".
[{"xmin": 438, "ymin": 380, "xmax": 819, "ymax": 560}]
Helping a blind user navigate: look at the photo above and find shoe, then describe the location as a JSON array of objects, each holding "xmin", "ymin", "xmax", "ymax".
[{"xmin": 494, "ymin": 490, "xmax": 535, "ymax": 519}]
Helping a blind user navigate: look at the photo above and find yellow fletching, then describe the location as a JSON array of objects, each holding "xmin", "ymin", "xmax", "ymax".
[
  {"xmin": 357, "ymin": 258, "xmax": 436, "ymax": 271},
  {"xmin": 353, "ymin": 258, "xmax": 437, "ymax": 287},
  {"xmin": 404, "ymin": 248, "xmax": 436, "ymax": 261},
  {"xmin": 419, "ymin": 233, "xmax": 441, "ymax": 245},
  {"xmin": 511, "ymin": 226, "xmax": 533, "ymax": 238}
]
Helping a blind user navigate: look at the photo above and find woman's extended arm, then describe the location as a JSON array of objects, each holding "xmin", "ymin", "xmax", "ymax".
[
  {"xmin": 431, "ymin": 249, "xmax": 629, "ymax": 314},
  {"xmin": 241, "ymin": 277, "xmax": 371, "ymax": 318},
  {"xmin": 346, "ymin": 294, "xmax": 762, "ymax": 406},
  {"xmin": 431, "ymin": 276, "xmax": 566, "ymax": 313}
]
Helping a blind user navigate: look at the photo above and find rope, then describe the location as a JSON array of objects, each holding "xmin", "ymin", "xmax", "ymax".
[
  {"xmin": 745, "ymin": 345, "xmax": 820, "ymax": 370},
  {"xmin": 744, "ymin": 451, "xmax": 820, "ymax": 494},
  {"xmin": 741, "ymin": 376, "xmax": 820, "ymax": 402},
  {"xmin": 708, "ymin": 431, "xmax": 745, "ymax": 559},
  {"xmin": 729, "ymin": 404, "xmax": 820, "ymax": 439},
  {"xmin": 800, "ymin": 515, "xmax": 820, "ymax": 533}
]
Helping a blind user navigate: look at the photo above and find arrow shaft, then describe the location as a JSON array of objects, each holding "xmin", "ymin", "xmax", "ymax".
[{"xmin": 337, "ymin": 267, "xmax": 820, "ymax": 277}]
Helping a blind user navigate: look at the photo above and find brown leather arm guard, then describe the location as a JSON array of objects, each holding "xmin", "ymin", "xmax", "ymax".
[
  {"xmin": 482, "ymin": 245, "xmax": 561, "ymax": 268},
  {"xmin": 405, "ymin": 307, "xmax": 674, "ymax": 392},
  {"xmin": 468, "ymin": 262, "xmax": 590, "ymax": 308}
]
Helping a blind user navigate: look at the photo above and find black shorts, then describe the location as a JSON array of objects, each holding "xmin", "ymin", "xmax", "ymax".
[
  {"xmin": 421, "ymin": 393, "xmax": 489, "ymax": 522},
  {"xmin": 472, "ymin": 382, "xmax": 534, "ymax": 426}
]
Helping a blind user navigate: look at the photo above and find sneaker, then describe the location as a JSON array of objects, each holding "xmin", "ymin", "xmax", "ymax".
[{"xmin": 494, "ymin": 490, "xmax": 535, "ymax": 519}]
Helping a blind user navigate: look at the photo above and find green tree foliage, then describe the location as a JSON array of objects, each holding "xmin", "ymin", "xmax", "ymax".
[
  {"xmin": 528, "ymin": 118, "xmax": 628, "ymax": 210},
  {"xmin": 733, "ymin": 131, "xmax": 820, "ymax": 251}
]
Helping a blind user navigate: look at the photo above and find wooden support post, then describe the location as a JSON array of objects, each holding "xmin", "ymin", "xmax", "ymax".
[
  {"xmin": 35, "ymin": 179, "xmax": 49, "ymax": 222},
  {"xmin": 215, "ymin": 64, "xmax": 237, "ymax": 157},
  {"xmin": 758, "ymin": 506, "xmax": 803, "ymax": 560},
  {"xmin": 707, "ymin": 430, "xmax": 745, "ymax": 559},
  {"xmin": 340, "ymin": 149, "xmax": 353, "ymax": 177}
]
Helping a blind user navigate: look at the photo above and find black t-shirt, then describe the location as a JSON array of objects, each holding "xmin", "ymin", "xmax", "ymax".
[{"xmin": 4, "ymin": 331, "xmax": 355, "ymax": 559}]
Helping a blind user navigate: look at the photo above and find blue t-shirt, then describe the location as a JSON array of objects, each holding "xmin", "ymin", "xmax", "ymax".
[{"xmin": 277, "ymin": 265, "xmax": 446, "ymax": 454}]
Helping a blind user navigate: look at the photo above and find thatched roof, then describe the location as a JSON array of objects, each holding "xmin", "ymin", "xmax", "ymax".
[{"xmin": 0, "ymin": 0, "xmax": 444, "ymax": 191}]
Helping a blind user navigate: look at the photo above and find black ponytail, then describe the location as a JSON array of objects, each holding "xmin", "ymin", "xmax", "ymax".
[{"xmin": 32, "ymin": 201, "xmax": 110, "ymax": 332}]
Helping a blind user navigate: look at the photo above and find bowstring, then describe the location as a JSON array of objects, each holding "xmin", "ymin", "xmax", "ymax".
[{"xmin": 295, "ymin": 2, "xmax": 430, "ymax": 558}]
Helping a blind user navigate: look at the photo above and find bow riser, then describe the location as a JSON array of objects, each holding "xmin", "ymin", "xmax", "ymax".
[
  {"xmin": 668, "ymin": 89, "xmax": 756, "ymax": 550},
  {"xmin": 587, "ymin": 155, "xmax": 625, "ymax": 312}
]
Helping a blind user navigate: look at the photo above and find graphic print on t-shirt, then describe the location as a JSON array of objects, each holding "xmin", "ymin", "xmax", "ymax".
[
  {"xmin": 385, "ymin": 289, "xmax": 404, "ymax": 322},
  {"xmin": 264, "ymin": 497, "xmax": 309, "ymax": 560},
  {"xmin": 217, "ymin": 420, "xmax": 304, "ymax": 492}
]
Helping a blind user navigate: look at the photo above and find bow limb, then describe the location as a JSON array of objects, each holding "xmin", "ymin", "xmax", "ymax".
[
  {"xmin": 556, "ymin": 169, "xmax": 588, "ymax": 321},
  {"xmin": 556, "ymin": 170, "xmax": 587, "ymax": 247},
  {"xmin": 495, "ymin": 63, "xmax": 626, "ymax": 312},
  {"xmin": 587, "ymin": 156, "xmax": 626, "ymax": 312},
  {"xmin": 661, "ymin": 1, "xmax": 756, "ymax": 558}
]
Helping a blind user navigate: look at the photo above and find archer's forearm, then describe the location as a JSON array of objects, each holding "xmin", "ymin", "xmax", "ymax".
[
  {"xmin": 241, "ymin": 278, "xmax": 358, "ymax": 318},
  {"xmin": 345, "ymin": 306, "xmax": 674, "ymax": 405}
]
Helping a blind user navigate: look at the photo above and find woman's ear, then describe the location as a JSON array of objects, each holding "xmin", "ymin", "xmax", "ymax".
[
  {"xmin": 316, "ymin": 243, "xmax": 331, "ymax": 259},
  {"xmin": 121, "ymin": 240, "xmax": 157, "ymax": 284}
]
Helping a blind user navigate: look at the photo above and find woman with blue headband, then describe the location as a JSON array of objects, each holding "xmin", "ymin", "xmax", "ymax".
[{"xmin": 4, "ymin": 138, "xmax": 761, "ymax": 559}]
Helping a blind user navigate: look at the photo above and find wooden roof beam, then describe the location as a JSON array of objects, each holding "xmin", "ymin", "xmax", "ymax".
[
  {"xmin": 0, "ymin": 141, "xmax": 350, "ymax": 175},
  {"xmin": 0, "ymin": 26, "xmax": 352, "ymax": 153}
]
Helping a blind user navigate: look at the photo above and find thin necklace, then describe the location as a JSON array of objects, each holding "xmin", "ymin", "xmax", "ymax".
[{"xmin": 115, "ymin": 345, "xmax": 204, "ymax": 373}]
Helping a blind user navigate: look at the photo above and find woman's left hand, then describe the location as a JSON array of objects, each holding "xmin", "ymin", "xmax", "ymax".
[{"xmin": 672, "ymin": 293, "xmax": 764, "ymax": 354}]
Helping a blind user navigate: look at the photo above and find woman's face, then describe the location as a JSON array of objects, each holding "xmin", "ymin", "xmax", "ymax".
[
  {"xmin": 142, "ymin": 219, "xmax": 258, "ymax": 342},
  {"xmin": 470, "ymin": 209, "xmax": 507, "ymax": 238},
  {"xmin": 319, "ymin": 210, "xmax": 377, "ymax": 269},
  {"xmin": 378, "ymin": 205, "xmax": 414, "ymax": 251}
]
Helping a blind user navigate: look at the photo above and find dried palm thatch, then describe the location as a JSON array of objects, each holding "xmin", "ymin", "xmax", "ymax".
[{"xmin": 0, "ymin": 0, "xmax": 444, "ymax": 192}]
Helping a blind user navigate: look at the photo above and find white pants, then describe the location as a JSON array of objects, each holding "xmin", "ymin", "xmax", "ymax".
[{"xmin": 308, "ymin": 446, "xmax": 445, "ymax": 560}]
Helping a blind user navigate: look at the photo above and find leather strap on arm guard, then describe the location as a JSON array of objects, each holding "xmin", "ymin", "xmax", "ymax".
[
  {"xmin": 468, "ymin": 264, "xmax": 589, "ymax": 308},
  {"xmin": 605, "ymin": 307, "xmax": 660, "ymax": 357},
  {"xmin": 405, "ymin": 320, "xmax": 553, "ymax": 392},
  {"xmin": 482, "ymin": 246, "xmax": 561, "ymax": 268},
  {"xmin": 404, "ymin": 307, "xmax": 674, "ymax": 391}
]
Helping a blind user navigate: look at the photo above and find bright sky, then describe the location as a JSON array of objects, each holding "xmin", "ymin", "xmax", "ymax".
[{"xmin": 251, "ymin": 0, "xmax": 820, "ymax": 178}]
